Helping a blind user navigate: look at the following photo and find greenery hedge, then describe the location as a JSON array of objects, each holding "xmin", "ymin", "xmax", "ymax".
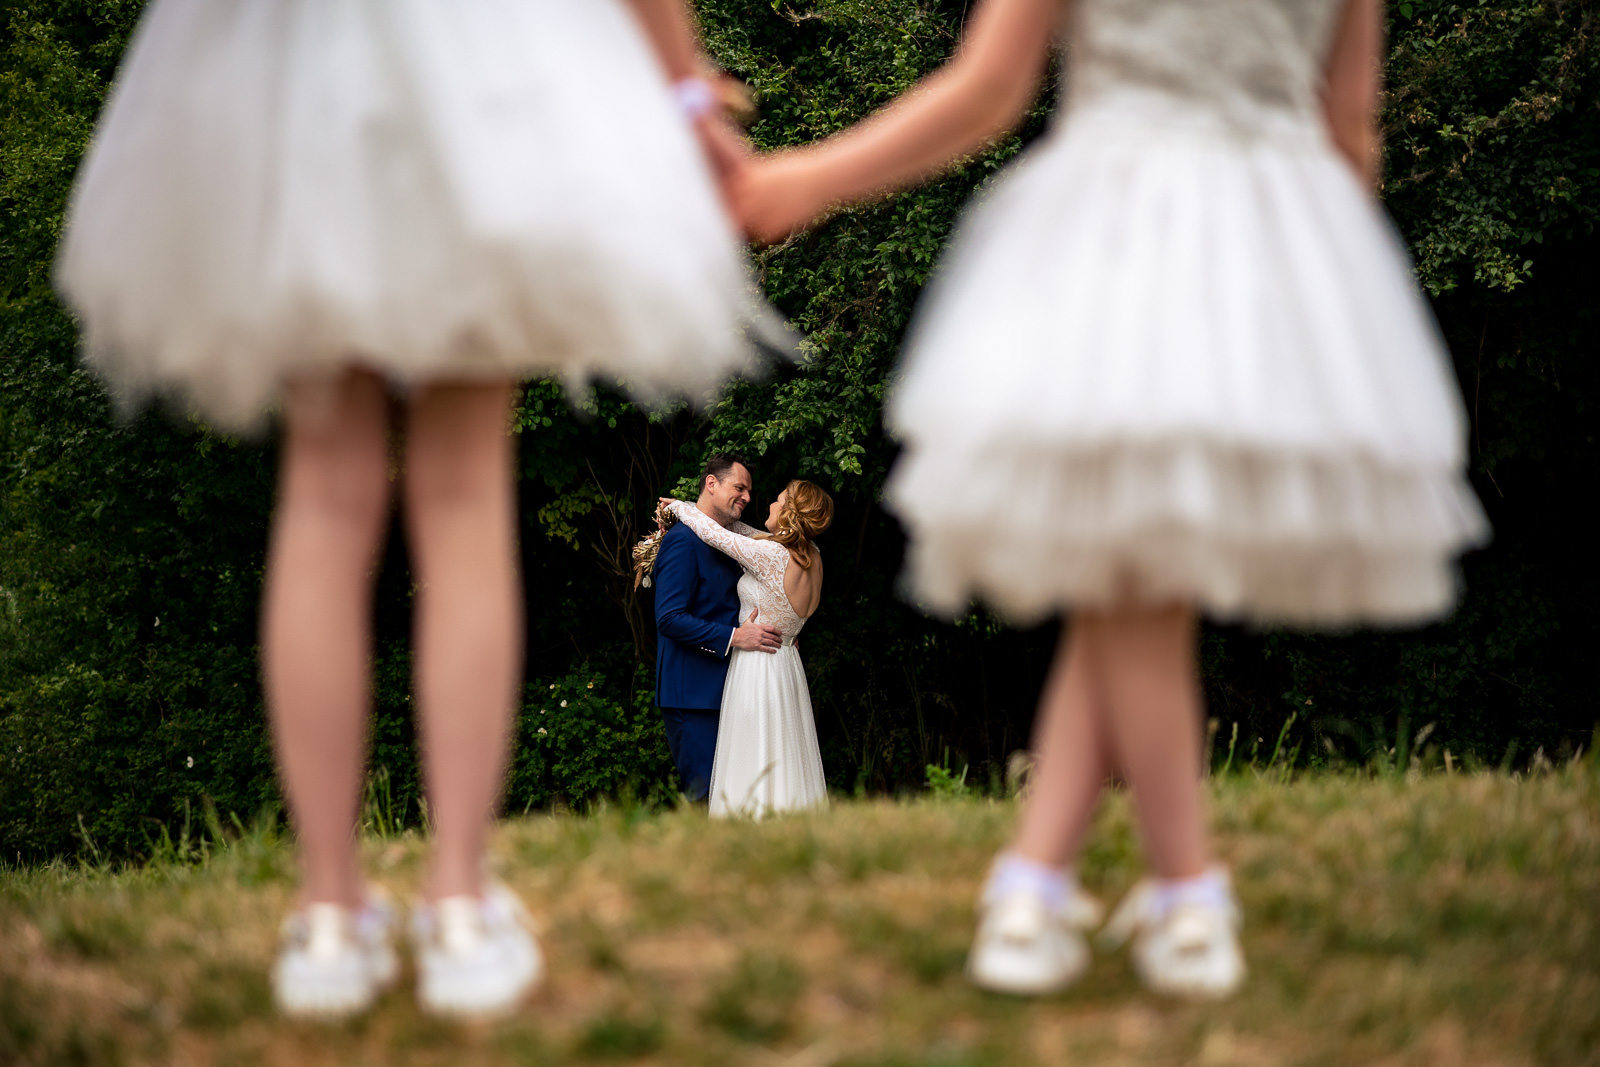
[{"xmin": 2, "ymin": 0, "xmax": 1596, "ymax": 860}]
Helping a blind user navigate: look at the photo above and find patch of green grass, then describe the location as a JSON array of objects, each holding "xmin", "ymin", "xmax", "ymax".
[
  {"xmin": 701, "ymin": 950, "xmax": 805, "ymax": 1044},
  {"xmin": 577, "ymin": 1003, "xmax": 665, "ymax": 1058},
  {"xmin": 0, "ymin": 967, "xmax": 129, "ymax": 1067},
  {"xmin": 36, "ymin": 898, "xmax": 143, "ymax": 961},
  {"xmin": 181, "ymin": 962, "xmax": 271, "ymax": 1030},
  {"xmin": 1, "ymin": 766, "xmax": 1597, "ymax": 1065}
]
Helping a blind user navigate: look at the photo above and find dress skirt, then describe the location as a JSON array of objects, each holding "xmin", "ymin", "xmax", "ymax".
[
  {"xmin": 885, "ymin": 105, "xmax": 1489, "ymax": 627},
  {"xmin": 709, "ymin": 644, "xmax": 828, "ymax": 819},
  {"xmin": 55, "ymin": 0, "xmax": 767, "ymax": 430}
]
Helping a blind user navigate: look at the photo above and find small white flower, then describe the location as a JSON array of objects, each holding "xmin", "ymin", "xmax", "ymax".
[
  {"xmin": 560, "ymin": 700, "xmax": 568, "ymax": 708},
  {"xmin": 586, "ymin": 682, "xmax": 594, "ymax": 689},
  {"xmin": 185, "ymin": 756, "xmax": 194, "ymax": 768},
  {"xmin": 154, "ymin": 617, "xmax": 160, "ymax": 628},
  {"xmin": 537, "ymin": 728, "xmax": 547, "ymax": 735},
  {"xmin": 549, "ymin": 683, "xmax": 556, "ymax": 690}
]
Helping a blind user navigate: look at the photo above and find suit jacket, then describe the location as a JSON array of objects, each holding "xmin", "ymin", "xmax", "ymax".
[{"xmin": 653, "ymin": 519, "xmax": 743, "ymax": 709}]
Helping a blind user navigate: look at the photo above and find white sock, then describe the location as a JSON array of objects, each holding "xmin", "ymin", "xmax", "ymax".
[
  {"xmin": 1153, "ymin": 867, "xmax": 1231, "ymax": 917},
  {"xmin": 983, "ymin": 852, "xmax": 1078, "ymax": 911}
]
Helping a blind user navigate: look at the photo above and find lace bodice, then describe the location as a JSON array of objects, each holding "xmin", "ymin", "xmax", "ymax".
[
  {"xmin": 669, "ymin": 502, "xmax": 808, "ymax": 641},
  {"xmin": 1064, "ymin": 0, "xmax": 1345, "ymax": 140}
]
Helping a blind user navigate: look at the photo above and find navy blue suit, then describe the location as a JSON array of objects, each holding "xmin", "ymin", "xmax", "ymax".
[{"xmin": 653, "ymin": 519, "xmax": 742, "ymax": 799}]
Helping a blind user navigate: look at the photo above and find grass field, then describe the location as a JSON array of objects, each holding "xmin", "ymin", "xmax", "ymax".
[{"xmin": 3, "ymin": 764, "xmax": 1597, "ymax": 1066}]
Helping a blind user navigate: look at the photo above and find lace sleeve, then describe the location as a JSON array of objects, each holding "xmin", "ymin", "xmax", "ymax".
[{"xmin": 669, "ymin": 501, "xmax": 789, "ymax": 590}]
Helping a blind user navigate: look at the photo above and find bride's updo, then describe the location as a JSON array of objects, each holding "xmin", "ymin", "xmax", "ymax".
[{"xmin": 770, "ymin": 479, "xmax": 834, "ymax": 569}]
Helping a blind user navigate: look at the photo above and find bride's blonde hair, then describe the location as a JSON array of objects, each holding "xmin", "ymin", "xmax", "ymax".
[{"xmin": 764, "ymin": 479, "xmax": 834, "ymax": 569}]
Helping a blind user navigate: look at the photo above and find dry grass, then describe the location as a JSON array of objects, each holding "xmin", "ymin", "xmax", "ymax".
[{"xmin": 3, "ymin": 766, "xmax": 1597, "ymax": 1066}]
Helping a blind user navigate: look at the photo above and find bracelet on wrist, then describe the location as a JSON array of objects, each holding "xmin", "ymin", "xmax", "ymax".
[{"xmin": 671, "ymin": 77, "xmax": 718, "ymax": 121}]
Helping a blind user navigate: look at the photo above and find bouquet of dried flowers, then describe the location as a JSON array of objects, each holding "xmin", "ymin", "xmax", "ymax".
[{"xmin": 631, "ymin": 499, "xmax": 681, "ymax": 590}]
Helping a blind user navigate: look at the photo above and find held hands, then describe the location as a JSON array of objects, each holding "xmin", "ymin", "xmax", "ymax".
[
  {"xmin": 728, "ymin": 152, "xmax": 834, "ymax": 246},
  {"xmin": 676, "ymin": 71, "xmax": 831, "ymax": 245},
  {"xmin": 693, "ymin": 121, "xmax": 828, "ymax": 245},
  {"xmin": 690, "ymin": 113, "xmax": 753, "ymax": 215},
  {"xmin": 731, "ymin": 608, "xmax": 783, "ymax": 655}
]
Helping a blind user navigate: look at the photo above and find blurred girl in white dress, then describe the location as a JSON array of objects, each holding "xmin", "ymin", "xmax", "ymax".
[
  {"xmin": 734, "ymin": 0, "xmax": 1486, "ymax": 999},
  {"xmin": 57, "ymin": 0, "xmax": 762, "ymax": 1020},
  {"xmin": 664, "ymin": 481, "xmax": 833, "ymax": 818}
]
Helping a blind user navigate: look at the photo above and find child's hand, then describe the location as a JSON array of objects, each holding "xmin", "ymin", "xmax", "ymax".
[
  {"xmin": 731, "ymin": 153, "xmax": 830, "ymax": 245},
  {"xmin": 690, "ymin": 115, "xmax": 753, "ymax": 215},
  {"xmin": 692, "ymin": 115, "xmax": 751, "ymax": 185}
]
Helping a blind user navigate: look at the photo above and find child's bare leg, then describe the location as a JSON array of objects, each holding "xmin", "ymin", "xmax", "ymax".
[
  {"xmin": 402, "ymin": 380, "xmax": 522, "ymax": 902},
  {"xmin": 1095, "ymin": 604, "xmax": 1209, "ymax": 879},
  {"xmin": 1010, "ymin": 620, "xmax": 1112, "ymax": 868},
  {"xmin": 262, "ymin": 371, "xmax": 394, "ymax": 908},
  {"xmin": 968, "ymin": 620, "xmax": 1110, "ymax": 995}
]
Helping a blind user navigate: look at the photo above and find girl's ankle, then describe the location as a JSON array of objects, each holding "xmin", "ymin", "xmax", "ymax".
[
  {"xmin": 984, "ymin": 851, "xmax": 1080, "ymax": 910},
  {"xmin": 1151, "ymin": 866, "xmax": 1231, "ymax": 916},
  {"xmin": 423, "ymin": 863, "xmax": 489, "ymax": 905}
]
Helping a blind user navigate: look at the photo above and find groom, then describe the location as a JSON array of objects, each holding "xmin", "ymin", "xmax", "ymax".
[{"xmin": 654, "ymin": 452, "xmax": 782, "ymax": 800}]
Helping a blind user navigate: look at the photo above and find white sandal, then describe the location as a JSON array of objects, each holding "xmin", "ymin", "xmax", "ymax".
[
  {"xmin": 1099, "ymin": 868, "xmax": 1245, "ymax": 999},
  {"xmin": 412, "ymin": 882, "xmax": 543, "ymax": 1019},
  {"xmin": 967, "ymin": 880, "xmax": 1104, "ymax": 995},
  {"xmin": 272, "ymin": 891, "xmax": 399, "ymax": 1019}
]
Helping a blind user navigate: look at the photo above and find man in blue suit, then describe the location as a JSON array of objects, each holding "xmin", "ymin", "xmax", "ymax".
[{"xmin": 654, "ymin": 453, "xmax": 782, "ymax": 800}]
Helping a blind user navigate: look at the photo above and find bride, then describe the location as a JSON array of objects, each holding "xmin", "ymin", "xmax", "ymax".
[{"xmin": 663, "ymin": 481, "xmax": 833, "ymax": 817}]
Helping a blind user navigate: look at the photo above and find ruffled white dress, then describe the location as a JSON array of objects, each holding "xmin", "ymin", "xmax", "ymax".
[
  {"xmin": 885, "ymin": 0, "xmax": 1488, "ymax": 627},
  {"xmin": 55, "ymin": 0, "xmax": 767, "ymax": 430},
  {"xmin": 668, "ymin": 502, "xmax": 828, "ymax": 819}
]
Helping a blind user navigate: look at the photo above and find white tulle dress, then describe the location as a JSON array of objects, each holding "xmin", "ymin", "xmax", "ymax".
[
  {"xmin": 885, "ymin": 0, "xmax": 1488, "ymax": 627},
  {"xmin": 55, "ymin": 0, "xmax": 766, "ymax": 430},
  {"xmin": 667, "ymin": 502, "xmax": 828, "ymax": 819}
]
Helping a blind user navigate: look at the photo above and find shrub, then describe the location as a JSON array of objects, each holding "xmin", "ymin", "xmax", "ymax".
[{"xmin": 507, "ymin": 666, "xmax": 677, "ymax": 812}]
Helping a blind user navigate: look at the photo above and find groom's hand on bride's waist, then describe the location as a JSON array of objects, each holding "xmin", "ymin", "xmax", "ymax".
[{"xmin": 732, "ymin": 621, "xmax": 783, "ymax": 654}]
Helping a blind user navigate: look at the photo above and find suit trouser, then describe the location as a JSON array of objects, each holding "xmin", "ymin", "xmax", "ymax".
[{"xmin": 659, "ymin": 706, "xmax": 719, "ymax": 801}]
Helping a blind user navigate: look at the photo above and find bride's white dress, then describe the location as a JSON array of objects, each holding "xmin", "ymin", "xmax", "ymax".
[{"xmin": 668, "ymin": 502, "xmax": 827, "ymax": 818}]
